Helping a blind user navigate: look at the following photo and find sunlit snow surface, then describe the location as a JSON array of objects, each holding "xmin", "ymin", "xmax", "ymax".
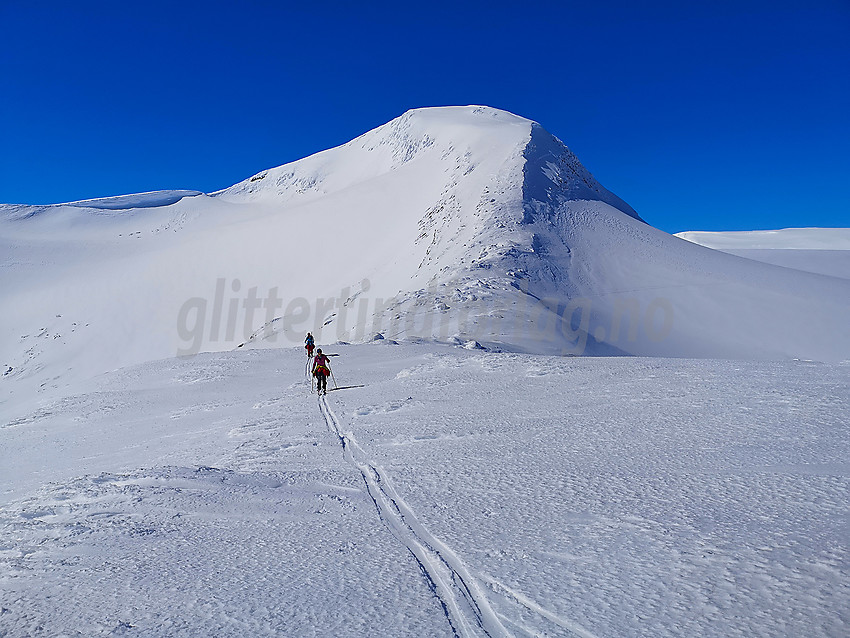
[{"xmin": 2, "ymin": 343, "xmax": 847, "ymax": 637}]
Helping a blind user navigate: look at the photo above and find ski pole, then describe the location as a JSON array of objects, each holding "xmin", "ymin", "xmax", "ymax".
[{"xmin": 330, "ymin": 367, "xmax": 338, "ymax": 390}]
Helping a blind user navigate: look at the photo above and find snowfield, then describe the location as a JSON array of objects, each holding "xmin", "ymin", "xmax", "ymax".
[
  {"xmin": 1, "ymin": 105, "xmax": 849, "ymax": 636},
  {"xmin": 1, "ymin": 344, "xmax": 848, "ymax": 637}
]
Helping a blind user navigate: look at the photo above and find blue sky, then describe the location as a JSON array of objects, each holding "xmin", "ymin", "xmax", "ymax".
[{"xmin": 1, "ymin": 1, "xmax": 847, "ymax": 233}]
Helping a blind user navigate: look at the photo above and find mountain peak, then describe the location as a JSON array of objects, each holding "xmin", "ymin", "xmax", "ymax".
[
  {"xmin": 214, "ymin": 105, "xmax": 638, "ymax": 221},
  {"xmin": 395, "ymin": 104, "xmax": 533, "ymax": 126}
]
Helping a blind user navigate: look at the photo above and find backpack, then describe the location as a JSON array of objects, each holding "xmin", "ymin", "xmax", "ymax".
[{"xmin": 313, "ymin": 357, "xmax": 329, "ymax": 376}]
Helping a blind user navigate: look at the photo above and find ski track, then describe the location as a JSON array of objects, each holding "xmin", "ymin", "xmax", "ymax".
[
  {"xmin": 481, "ymin": 575, "xmax": 599, "ymax": 638},
  {"xmin": 318, "ymin": 395, "xmax": 511, "ymax": 638}
]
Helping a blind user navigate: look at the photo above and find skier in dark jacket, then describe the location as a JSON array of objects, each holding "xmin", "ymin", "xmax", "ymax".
[
  {"xmin": 305, "ymin": 332, "xmax": 315, "ymax": 357},
  {"xmin": 312, "ymin": 348, "xmax": 331, "ymax": 395}
]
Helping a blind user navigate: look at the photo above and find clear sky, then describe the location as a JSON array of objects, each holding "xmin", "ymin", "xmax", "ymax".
[{"xmin": 1, "ymin": 0, "xmax": 848, "ymax": 233}]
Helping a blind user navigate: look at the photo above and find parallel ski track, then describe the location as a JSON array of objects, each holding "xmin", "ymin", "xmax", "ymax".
[{"xmin": 318, "ymin": 395, "xmax": 510, "ymax": 638}]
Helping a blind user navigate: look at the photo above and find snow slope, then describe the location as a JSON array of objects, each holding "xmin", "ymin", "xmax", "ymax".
[
  {"xmin": 2, "ymin": 105, "xmax": 849, "ymax": 422},
  {"xmin": 1, "ymin": 343, "xmax": 847, "ymax": 637}
]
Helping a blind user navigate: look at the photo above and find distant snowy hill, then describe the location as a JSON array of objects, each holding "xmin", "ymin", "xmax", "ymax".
[
  {"xmin": 676, "ymin": 228, "xmax": 850, "ymax": 279},
  {"xmin": 676, "ymin": 227, "xmax": 850, "ymax": 250},
  {"xmin": 2, "ymin": 106, "xmax": 849, "ymax": 417}
]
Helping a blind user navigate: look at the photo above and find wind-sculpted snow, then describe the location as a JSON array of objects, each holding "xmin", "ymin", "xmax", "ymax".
[
  {"xmin": 64, "ymin": 189, "xmax": 204, "ymax": 210},
  {"xmin": 1, "ymin": 344, "xmax": 847, "ymax": 636},
  {"xmin": 0, "ymin": 190, "xmax": 203, "ymax": 221}
]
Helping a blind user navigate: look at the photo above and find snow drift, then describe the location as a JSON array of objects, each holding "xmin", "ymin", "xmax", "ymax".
[{"xmin": 2, "ymin": 105, "xmax": 849, "ymax": 414}]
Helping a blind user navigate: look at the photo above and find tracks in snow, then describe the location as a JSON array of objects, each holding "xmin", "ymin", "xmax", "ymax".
[{"xmin": 318, "ymin": 395, "xmax": 510, "ymax": 638}]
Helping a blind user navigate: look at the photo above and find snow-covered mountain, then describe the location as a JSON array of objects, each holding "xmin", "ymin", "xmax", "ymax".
[
  {"xmin": 2, "ymin": 106, "xmax": 849, "ymax": 637},
  {"xmin": 2, "ymin": 106, "xmax": 849, "ymax": 416}
]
